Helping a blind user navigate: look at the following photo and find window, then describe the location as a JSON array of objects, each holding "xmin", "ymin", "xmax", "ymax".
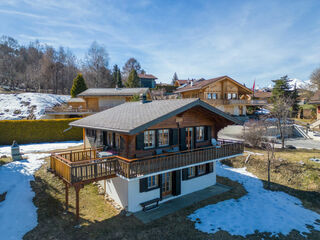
[
  {"xmin": 198, "ymin": 164, "xmax": 206, "ymax": 175},
  {"xmin": 212, "ymin": 93, "xmax": 218, "ymax": 99},
  {"xmin": 144, "ymin": 130, "xmax": 155, "ymax": 149},
  {"xmin": 147, "ymin": 175, "xmax": 158, "ymax": 189},
  {"xmin": 107, "ymin": 132, "xmax": 113, "ymax": 146},
  {"xmin": 158, "ymin": 129, "xmax": 169, "ymax": 147},
  {"xmin": 207, "ymin": 93, "xmax": 212, "ymax": 99},
  {"xmin": 187, "ymin": 166, "xmax": 196, "ymax": 178},
  {"xmin": 232, "ymin": 93, "xmax": 237, "ymax": 99},
  {"xmin": 86, "ymin": 129, "xmax": 96, "ymax": 138},
  {"xmin": 115, "ymin": 133, "xmax": 120, "ymax": 149},
  {"xmin": 196, "ymin": 126, "xmax": 205, "ymax": 142},
  {"xmin": 227, "ymin": 93, "xmax": 232, "ymax": 99}
]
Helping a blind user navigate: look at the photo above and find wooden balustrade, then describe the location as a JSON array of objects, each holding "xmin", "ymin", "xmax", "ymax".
[{"xmin": 49, "ymin": 142, "xmax": 244, "ymax": 184}]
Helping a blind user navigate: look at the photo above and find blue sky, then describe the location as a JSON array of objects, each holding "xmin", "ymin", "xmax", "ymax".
[{"xmin": 1, "ymin": 0, "xmax": 320, "ymax": 87}]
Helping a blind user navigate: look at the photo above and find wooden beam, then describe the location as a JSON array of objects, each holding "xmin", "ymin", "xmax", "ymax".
[
  {"xmin": 64, "ymin": 181, "xmax": 69, "ymax": 211},
  {"xmin": 74, "ymin": 184, "xmax": 84, "ymax": 221}
]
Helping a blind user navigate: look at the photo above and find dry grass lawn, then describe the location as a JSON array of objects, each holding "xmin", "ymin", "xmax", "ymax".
[
  {"xmin": 23, "ymin": 149, "xmax": 320, "ymax": 240},
  {"xmin": 0, "ymin": 156, "xmax": 12, "ymax": 166}
]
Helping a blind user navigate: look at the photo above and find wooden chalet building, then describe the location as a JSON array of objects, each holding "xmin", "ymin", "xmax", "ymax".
[
  {"xmin": 138, "ymin": 74, "xmax": 157, "ymax": 88},
  {"xmin": 310, "ymin": 90, "xmax": 320, "ymax": 120},
  {"xmin": 175, "ymin": 76, "xmax": 267, "ymax": 116},
  {"xmin": 49, "ymin": 97, "xmax": 244, "ymax": 218}
]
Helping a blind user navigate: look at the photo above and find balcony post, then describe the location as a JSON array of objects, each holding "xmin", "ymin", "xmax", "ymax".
[
  {"xmin": 74, "ymin": 184, "xmax": 84, "ymax": 221},
  {"xmin": 64, "ymin": 180, "xmax": 69, "ymax": 211}
]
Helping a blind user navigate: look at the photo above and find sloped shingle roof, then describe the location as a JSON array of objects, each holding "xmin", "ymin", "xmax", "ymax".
[
  {"xmin": 138, "ymin": 74, "xmax": 157, "ymax": 79},
  {"xmin": 70, "ymin": 98, "xmax": 242, "ymax": 134},
  {"xmin": 78, "ymin": 88, "xmax": 149, "ymax": 97},
  {"xmin": 175, "ymin": 76, "xmax": 252, "ymax": 94},
  {"xmin": 310, "ymin": 90, "xmax": 320, "ymax": 104}
]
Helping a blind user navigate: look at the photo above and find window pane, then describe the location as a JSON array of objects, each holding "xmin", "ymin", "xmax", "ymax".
[{"xmin": 207, "ymin": 93, "xmax": 212, "ymax": 99}]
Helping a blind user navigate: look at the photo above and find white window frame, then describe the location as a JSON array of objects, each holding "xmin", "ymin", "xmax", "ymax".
[
  {"xmin": 147, "ymin": 175, "xmax": 158, "ymax": 189},
  {"xmin": 158, "ymin": 129, "xmax": 169, "ymax": 147},
  {"xmin": 196, "ymin": 126, "xmax": 205, "ymax": 142},
  {"xmin": 144, "ymin": 130, "xmax": 155, "ymax": 149}
]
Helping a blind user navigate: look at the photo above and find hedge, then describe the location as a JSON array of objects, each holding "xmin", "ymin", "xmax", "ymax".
[{"xmin": 0, "ymin": 118, "xmax": 83, "ymax": 145}]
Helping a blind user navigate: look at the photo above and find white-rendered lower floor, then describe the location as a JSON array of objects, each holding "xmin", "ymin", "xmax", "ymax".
[{"xmin": 99, "ymin": 162, "xmax": 216, "ymax": 212}]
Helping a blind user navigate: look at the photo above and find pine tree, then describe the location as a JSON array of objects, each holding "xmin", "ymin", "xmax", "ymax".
[
  {"xmin": 116, "ymin": 69, "xmax": 123, "ymax": 88},
  {"xmin": 70, "ymin": 73, "xmax": 88, "ymax": 97},
  {"xmin": 172, "ymin": 72, "xmax": 178, "ymax": 85},
  {"xmin": 125, "ymin": 69, "xmax": 140, "ymax": 88},
  {"xmin": 271, "ymin": 75, "xmax": 292, "ymax": 100},
  {"xmin": 291, "ymin": 83, "xmax": 300, "ymax": 117},
  {"xmin": 112, "ymin": 64, "xmax": 119, "ymax": 87}
]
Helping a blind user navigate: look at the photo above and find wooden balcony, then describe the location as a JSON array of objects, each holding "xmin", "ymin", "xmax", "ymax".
[
  {"xmin": 203, "ymin": 99, "xmax": 268, "ymax": 105},
  {"xmin": 49, "ymin": 142, "xmax": 244, "ymax": 185}
]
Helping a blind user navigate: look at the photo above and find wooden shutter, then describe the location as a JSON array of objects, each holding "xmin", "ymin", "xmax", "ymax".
[
  {"xmin": 172, "ymin": 129, "xmax": 179, "ymax": 145},
  {"xmin": 182, "ymin": 168, "xmax": 188, "ymax": 180},
  {"xmin": 180, "ymin": 128, "xmax": 186, "ymax": 150},
  {"xmin": 159, "ymin": 174, "xmax": 163, "ymax": 200},
  {"xmin": 136, "ymin": 132, "xmax": 144, "ymax": 150},
  {"xmin": 169, "ymin": 129, "xmax": 173, "ymax": 145},
  {"xmin": 193, "ymin": 127, "xmax": 197, "ymax": 149},
  {"xmin": 206, "ymin": 163, "xmax": 213, "ymax": 174},
  {"xmin": 207, "ymin": 126, "xmax": 212, "ymax": 141},
  {"xmin": 139, "ymin": 177, "xmax": 148, "ymax": 192},
  {"xmin": 155, "ymin": 129, "xmax": 159, "ymax": 147},
  {"xmin": 172, "ymin": 170, "xmax": 181, "ymax": 196}
]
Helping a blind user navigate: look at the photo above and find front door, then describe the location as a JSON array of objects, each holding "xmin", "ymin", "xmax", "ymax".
[
  {"xmin": 185, "ymin": 127, "xmax": 194, "ymax": 150},
  {"xmin": 162, "ymin": 172, "xmax": 172, "ymax": 197}
]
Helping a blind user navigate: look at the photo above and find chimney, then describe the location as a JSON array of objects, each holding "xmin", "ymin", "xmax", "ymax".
[{"xmin": 140, "ymin": 93, "xmax": 147, "ymax": 104}]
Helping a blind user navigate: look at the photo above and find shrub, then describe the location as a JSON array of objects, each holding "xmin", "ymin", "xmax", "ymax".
[{"xmin": 0, "ymin": 119, "xmax": 82, "ymax": 145}]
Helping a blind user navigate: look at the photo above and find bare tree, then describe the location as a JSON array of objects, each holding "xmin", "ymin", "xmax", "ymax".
[
  {"xmin": 310, "ymin": 67, "xmax": 320, "ymax": 90},
  {"xmin": 270, "ymin": 96, "xmax": 294, "ymax": 149},
  {"xmin": 122, "ymin": 57, "xmax": 143, "ymax": 83},
  {"xmin": 264, "ymin": 141, "xmax": 275, "ymax": 189},
  {"xmin": 83, "ymin": 41, "xmax": 112, "ymax": 88},
  {"xmin": 243, "ymin": 120, "xmax": 267, "ymax": 148}
]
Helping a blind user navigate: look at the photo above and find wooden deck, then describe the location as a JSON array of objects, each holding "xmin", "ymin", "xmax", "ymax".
[{"xmin": 49, "ymin": 142, "xmax": 244, "ymax": 184}]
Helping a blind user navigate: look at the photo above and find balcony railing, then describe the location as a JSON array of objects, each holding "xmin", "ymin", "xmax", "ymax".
[
  {"xmin": 204, "ymin": 99, "xmax": 268, "ymax": 105},
  {"xmin": 49, "ymin": 142, "xmax": 244, "ymax": 184},
  {"xmin": 45, "ymin": 107, "xmax": 93, "ymax": 114}
]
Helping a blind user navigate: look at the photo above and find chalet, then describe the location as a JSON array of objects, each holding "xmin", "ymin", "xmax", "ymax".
[
  {"xmin": 175, "ymin": 76, "xmax": 267, "ymax": 116},
  {"xmin": 174, "ymin": 79, "xmax": 191, "ymax": 88},
  {"xmin": 310, "ymin": 90, "xmax": 320, "ymax": 120},
  {"xmin": 138, "ymin": 74, "xmax": 157, "ymax": 88},
  {"xmin": 49, "ymin": 98, "xmax": 243, "ymax": 219},
  {"xmin": 44, "ymin": 88, "xmax": 151, "ymax": 119}
]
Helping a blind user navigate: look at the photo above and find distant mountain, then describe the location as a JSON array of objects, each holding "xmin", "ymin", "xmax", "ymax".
[{"xmin": 289, "ymin": 78, "xmax": 310, "ymax": 90}]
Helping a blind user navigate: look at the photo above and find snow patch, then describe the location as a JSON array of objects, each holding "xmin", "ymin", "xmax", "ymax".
[
  {"xmin": 189, "ymin": 162, "xmax": 320, "ymax": 237},
  {"xmin": 0, "ymin": 93, "xmax": 70, "ymax": 120},
  {"xmin": 0, "ymin": 141, "xmax": 82, "ymax": 240}
]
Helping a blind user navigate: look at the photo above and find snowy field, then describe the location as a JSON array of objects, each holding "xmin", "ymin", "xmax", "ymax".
[
  {"xmin": 189, "ymin": 162, "xmax": 320, "ymax": 237},
  {"xmin": 0, "ymin": 141, "xmax": 82, "ymax": 240},
  {"xmin": 0, "ymin": 93, "xmax": 70, "ymax": 120}
]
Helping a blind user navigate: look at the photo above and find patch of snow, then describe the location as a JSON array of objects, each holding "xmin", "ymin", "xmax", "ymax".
[
  {"xmin": 0, "ymin": 93, "xmax": 70, "ymax": 120},
  {"xmin": 189, "ymin": 162, "xmax": 320, "ymax": 237},
  {"xmin": 0, "ymin": 141, "xmax": 82, "ymax": 240}
]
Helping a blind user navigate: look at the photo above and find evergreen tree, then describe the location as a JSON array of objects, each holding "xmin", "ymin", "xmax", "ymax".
[
  {"xmin": 70, "ymin": 73, "xmax": 87, "ymax": 97},
  {"xmin": 116, "ymin": 69, "xmax": 123, "ymax": 88},
  {"xmin": 172, "ymin": 72, "xmax": 178, "ymax": 85},
  {"xmin": 291, "ymin": 83, "xmax": 300, "ymax": 117},
  {"xmin": 112, "ymin": 64, "xmax": 119, "ymax": 86},
  {"xmin": 271, "ymin": 75, "xmax": 292, "ymax": 100},
  {"xmin": 125, "ymin": 69, "xmax": 140, "ymax": 88}
]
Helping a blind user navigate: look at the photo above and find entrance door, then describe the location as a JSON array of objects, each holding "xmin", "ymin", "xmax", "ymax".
[
  {"xmin": 161, "ymin": 172, "xmax": 172, "ymax": 197},
  {"xmin": 185, "ymin": 127, "xmax": 194, "ymax": 150}
]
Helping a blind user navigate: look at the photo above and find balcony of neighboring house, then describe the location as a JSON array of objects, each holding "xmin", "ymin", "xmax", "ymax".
[
  {"xmin": 49, "ymin": 141, "xmax": 244, "ymax": 185},
  {"xmin": 203, "ymin": 93, "xmax": 268, "ymax": 106}
]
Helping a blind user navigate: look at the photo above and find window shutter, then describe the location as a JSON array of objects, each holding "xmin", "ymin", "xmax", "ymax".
[
  {"xmin": 139, "ymin": 177, "xmax": 148, "ymax": 192},
  {"xmin": 193, "ymin": 127, "xmax": 197, "ymax": 149},
  {"xmin": 195, "ymin": 166, "xmax": 199, "ymax": 177},
  {"xmin": 136, "ymin": 132, "xmax": 144, "ymax": 150},
  {"xmin": 169, "ymin": 129, "xmax": 173, "ymax": 145},
  {"xmin": 182, "ymin": 168, "xmax": 188, "ymax": 180},
  {"xmin": 180, "ymin": 128, "xmax": 186, "ymax": 150},
  {"xmin": 172, "ymin": 129, "xmax": 179, "ymax": 145},
  {"xmin": 112, "ymin": 132, "xmax": 116, "ymax": 147},
  {"xmin": 159, "ymin": 174, "xmax": 163, "ymax": 200},
  {"xmin": 172, "ymin": 170, "xmax": 181, "ymax": 196},
  {"xmin": 207, "ymin": 126, "xmax": 212, "ymax": 141},
  {"xmin": 155, "ymin": 129, "xmax": 159, "ymax": 147},
  {"xmin": 206, "ymin": 163, "xmax": 213, "ymax": 174}
]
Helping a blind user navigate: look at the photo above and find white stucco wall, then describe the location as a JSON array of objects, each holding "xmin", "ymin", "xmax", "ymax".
[
  {"xmin": 127, "ymin": 179, "xmax": 160, "ymax": 212},
  {"xmin": 100, "ymin": 177, "xmax": 129, "ymax": 209},
  {"xmin": 233, "ymin": 106, "xmax": 239, "ymax": 116},
  {"xmin": 181, "ymin": 162, "xmax": 216, "ymax": 196}
]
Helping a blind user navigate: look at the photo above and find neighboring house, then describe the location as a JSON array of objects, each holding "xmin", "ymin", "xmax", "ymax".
[
  {"xmin": 138, "ymin": 74, "xmax": 157, "ymax": 88},
  {"xmin": 44, "ymin": 98, "xmax": 92, "ymax": 119},
  {"xmin": 253, "ymin": 91, "xmax": 273, "ymax": 104},
  {"xmin": 309, "ymin": 90, "xmax": 320, "ymax": 120},
  {"xmin": 175, "ymin": 76, "xmax": 267, "ymax": 116},
  {"xmin": 49, "ymin": 98, "xmax": 243, "ymax": 218},
  {"xmin": 174, "ymin": 79, "xmax": 191, "ymax": 88}
]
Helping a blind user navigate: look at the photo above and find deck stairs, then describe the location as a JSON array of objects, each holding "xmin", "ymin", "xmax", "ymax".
[{"xmin": 310, "ymin": 119, "xmax": 320, "ymax": 129}]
